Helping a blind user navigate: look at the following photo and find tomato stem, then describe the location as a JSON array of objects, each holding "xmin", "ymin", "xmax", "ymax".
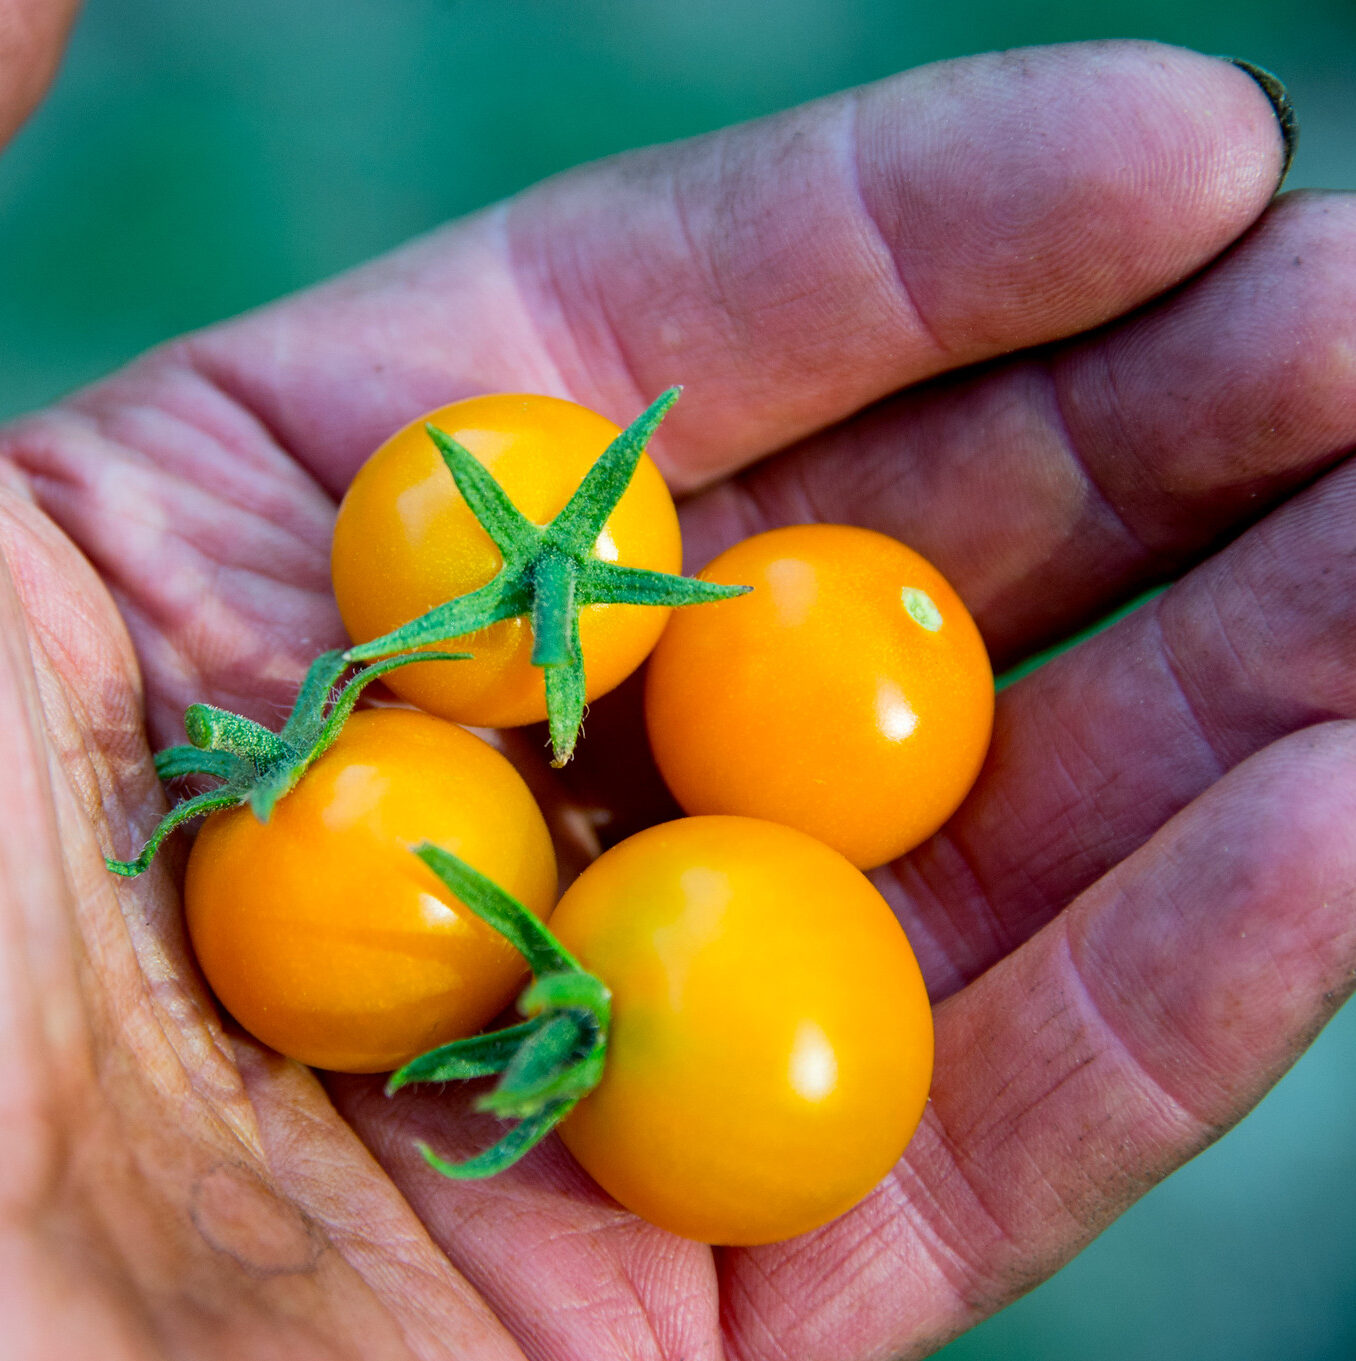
[
  {"xmin": 386, "ymin": 841, "xmax": 612, "ymax": 1178},
  {"xmin": 104, "ymin": 647, "xmax": 467, "ymax": 877},
  {"xmin": 182, "ymin": 705, "xmax": 293, "ymax": 770},
  {"xmin": 343, "ymin": 388, "xmax": 750, "ymax": 763}
]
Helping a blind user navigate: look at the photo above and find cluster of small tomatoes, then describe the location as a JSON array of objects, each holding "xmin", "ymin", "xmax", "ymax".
[{"xmin": 134, "ymin": 392, "xmax": 994, "ymax": 1246}]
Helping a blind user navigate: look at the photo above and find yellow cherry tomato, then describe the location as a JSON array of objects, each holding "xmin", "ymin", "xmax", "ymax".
[
  {"xmin": 184, "ymin": 709, "xmax": 556, "ymax": 1073},
  {"xmin": 549, "ymin": 815, "xmax": 933, "ymax": 1245},
  {"xmin": 644, "ymin": 524, "xmax": 994, "ymax": 869},
  {"xmin": 331, "ymin": 393, "xmax": 682, "ymax": 727}
]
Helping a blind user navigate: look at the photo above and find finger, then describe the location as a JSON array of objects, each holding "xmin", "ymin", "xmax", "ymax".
[
  {"xmin": 680, "ymin": 190, "xmax": 1356, "ymax": 666},
  {"xmin": 885, "ymin": 450, "xmax": 1356, "ymax": 1001},
  {"xmin": 723, "ymin": 725, "xmax": 1356, "ymax": 1361},
  {"xmin": 3, "ymin": 43, "xmax": 1285, "ymax": 729},
  {"xmin": 2, "ymin": 42, "xmax": 1284, "ymax": 728},
  {"xmin": 561, "ymin": 191, "xmax": 1356, "ymax": 859},
  {"xmin": 329, "ymin": 1073, "xmax": 723, "ymax": 1361},
  {"xmin": 184, "ymin": 42, "xmax": 1286, "ymax": 496},
  {"xmin": 0, "ymin": 0, "xmax": 79, "ymax": 145}
]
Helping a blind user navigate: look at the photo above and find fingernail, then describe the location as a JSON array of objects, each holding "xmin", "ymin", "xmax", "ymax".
[{"xmin": 1225, "ymin": 58, "xmax": 1298, "ymax": 184}]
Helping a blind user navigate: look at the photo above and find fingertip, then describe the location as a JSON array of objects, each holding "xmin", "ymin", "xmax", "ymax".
[{"xmin": 852, "ymin": 40, "xmax": 1294, "ymax": 360}]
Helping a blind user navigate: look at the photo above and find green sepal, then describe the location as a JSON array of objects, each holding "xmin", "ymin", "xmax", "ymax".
[
  {"xmin": 280, "ymin": 649, "xmax": 351, "ymax": 743},
  {"xmin": 391, "ymin": 841, "xmax": 612, "ymax": 1179},
  {"xmin": 575, "ymin": 558, "xmax": 750, "ymax": 608},
  {"xmin": 154, "ymin": 745, "xmax": 243, "ymax": 783},
  {"xmin": 423, "ymin": 424, "xmax": 537, "ymax": 560},
  {"xmin": 412, "ymin": 842, "xmax": 584, "ymax": 978},
  {"xmin": 478, "ymin": 1011, "xmax": 599, "ymax": 1118},
  {"xmin": 529, "ymin": 552, "xmax": 577, "ymax": 668},
  {"xmin": 105, "ymin": 787, "xmax": 244, "ymax": 877},
  {"xmin": 246, "ymin": 763, "xmax": 302, "ymax": 824},
  {"xmin": 520, "ymin": 969, "xmax": 610, "ymax": 1018},
  {"xmin": 385, "ymin": 1020, "xmax": 541, "ymax": 1090},
  {"xmin": 105, "ymin": 647, "xmax": 467, "ymax": 878},
  {"xmin": 545, "ymin": 386, "xmax": 679, "ymax": 549},
  {"xmin": 542, "ymin": 613, "xmax": 586, "ymax": 767},
  {"xmin": 413, "ymin": 1099, "xmax": 575, "ymax": 1180},
  {"xmin": 343, "ymin": 387, "xmax": 753, "ymax": 763},
  {"xmin": 307, "ymin": 651, "xmax": 467, "ymax": 758},
  {"xmin": 344, "ymin": 573, "xmax": 535, "ymax": 657}
]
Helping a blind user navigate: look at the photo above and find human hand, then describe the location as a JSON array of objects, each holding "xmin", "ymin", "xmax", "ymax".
[{"xmin": 4, "ymin": 39, "xmax": 1354, "ymax": 1360}]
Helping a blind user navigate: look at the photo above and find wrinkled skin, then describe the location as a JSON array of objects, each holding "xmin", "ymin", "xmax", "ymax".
[{"xmin": 3, "ymin": 28, "xmax": 1356, "ymax": 1361}]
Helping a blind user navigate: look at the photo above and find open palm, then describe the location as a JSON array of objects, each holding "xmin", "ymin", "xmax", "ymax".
[{"xmin": 3, "ymin": 40, "xmax": 1355, "ymax": 1361}]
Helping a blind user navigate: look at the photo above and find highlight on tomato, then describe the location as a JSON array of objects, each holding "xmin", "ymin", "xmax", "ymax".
[
  {"xmin": 332, "ymin": 389, "xmax": 746, "ymax": 763},
  {"xmin": 644, "ymin": 523, "xmax": 995, "ymax": 869},
  {"xmin": 389, "ymin": 815, "xmax": 934, "ymax": 1246}
]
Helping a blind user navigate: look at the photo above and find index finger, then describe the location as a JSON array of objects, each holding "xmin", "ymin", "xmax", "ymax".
[{"xmin": 190, "ymin": 42, "xmax": 1288, "ymax": 496}]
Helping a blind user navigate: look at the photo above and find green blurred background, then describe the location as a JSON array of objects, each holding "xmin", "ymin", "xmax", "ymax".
[{"xmin": 3, "ymin": 2, "xmax": 1354, "ymax": 1357}]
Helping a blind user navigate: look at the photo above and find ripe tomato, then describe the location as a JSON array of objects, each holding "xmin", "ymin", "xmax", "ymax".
[
  {"xmin": 184, "ymin": 709, "xmax": 556, "ymax": 1074},
  {"xmin": 331, "ymin": 393, "xmax": 682, "ymax": 727},
  {"xmin": 549, "ymin": 815, "xmax": 933, "ymax": 1245},
  {"xmin": 644, "ymin": 524, "xmax": 994, "ymax": 869}
]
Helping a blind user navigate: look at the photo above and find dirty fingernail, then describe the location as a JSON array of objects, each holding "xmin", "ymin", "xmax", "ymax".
[{"xmin": 1225, "ymin": 58, "xmax": 1298, "ymax": 184}]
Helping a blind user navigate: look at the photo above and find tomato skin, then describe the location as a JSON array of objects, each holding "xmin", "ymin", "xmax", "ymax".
[
  {"xmin": 184, "ymin": 709, "xmax": 556, "ymax": 1074},
  {"xmin": 331, "ymin": 393, "xmax": 682, "ymax": 727},
  {"xmin": 550, "ymin": 815, "xmax": 933, "ymax": 1245},
  {"xmin": 644, "ymin": 524, "xmax": 994, "ymax": 870}
]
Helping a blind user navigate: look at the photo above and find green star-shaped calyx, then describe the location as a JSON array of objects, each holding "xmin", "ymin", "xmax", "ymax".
[
  {"xmin": 386, "ymin": 841, "xmax": 612, "ymax": 1178},
  {"xmin": 106, "ymin": 646, "xmax": 465, "ymax": 877},
  {"xmin": 343, "ymin": 387, "xmax": 750, "ymax": 764}
]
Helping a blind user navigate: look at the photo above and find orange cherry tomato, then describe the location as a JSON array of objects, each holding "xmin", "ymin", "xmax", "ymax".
[
  {"xmin": 331, "ymin": 393, "xmax": 682, "ymax": 727},
  {"xmin": 550, "ymin": 815, "xmax": 933, "ymax": 1245},
  {"xmin": 644, "ymin": 524, "xmax": 994, "ymax": 869},
  {"xmin": 184, "ymin": 709, "xmax": 556, "ymax": 1073}
]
